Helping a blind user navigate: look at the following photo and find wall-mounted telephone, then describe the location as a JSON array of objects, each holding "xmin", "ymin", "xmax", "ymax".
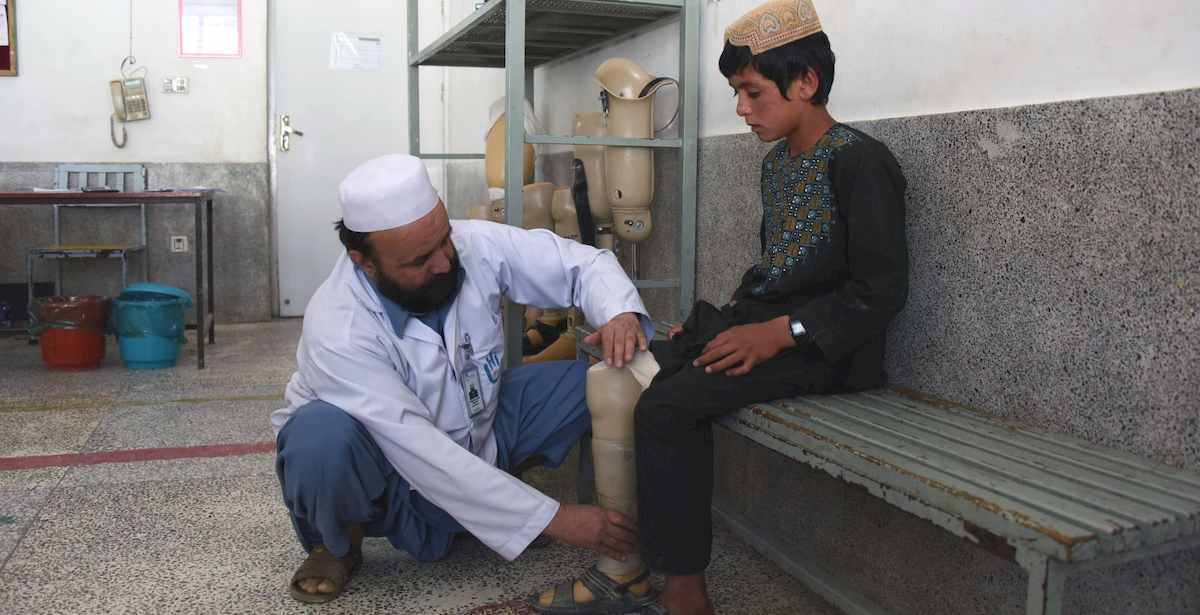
[
  {"xmin": 111, "ymin": 77, "xmax": 150, "ymax": 122},
  {"xmin": 110, "ymin": 76, "xmax": 150, "ymax": 148}
]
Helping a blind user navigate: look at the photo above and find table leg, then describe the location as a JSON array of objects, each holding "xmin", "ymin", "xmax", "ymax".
[
  {"xmin": 206, "ymin": 199, "xmax": 215, "ymax": 344},
  {"xmin": 194, "ymin": 200, "xmax": 206, "ymax": 369}
]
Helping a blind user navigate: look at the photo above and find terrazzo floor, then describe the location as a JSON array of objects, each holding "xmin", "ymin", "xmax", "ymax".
[{"xmin": 0, "ymin": 320, "xmax": 839, "ymax": 614}]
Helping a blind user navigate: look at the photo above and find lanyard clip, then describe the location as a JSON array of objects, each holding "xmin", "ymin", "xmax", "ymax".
[{"xmin": 460, "ymin": 332, "xmax": 473, "ymax": 359}]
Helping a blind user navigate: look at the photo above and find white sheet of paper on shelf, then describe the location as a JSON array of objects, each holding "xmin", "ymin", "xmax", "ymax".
[{"xmin": 330, "ymin": 33, "xmax": 382, "ymax": 72}]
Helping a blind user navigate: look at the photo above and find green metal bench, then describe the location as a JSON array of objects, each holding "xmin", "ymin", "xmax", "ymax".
[{"xmin": 575, "ymin": 323, "xmax": 1200, "ymax": 615}]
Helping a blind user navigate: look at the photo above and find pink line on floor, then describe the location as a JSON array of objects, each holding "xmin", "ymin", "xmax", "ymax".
[{"xmin": 0, "ymin": 441, "xmax": 276, "ymax": 471}]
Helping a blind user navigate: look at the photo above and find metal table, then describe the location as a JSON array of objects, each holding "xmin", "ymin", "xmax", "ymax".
[{"xmin": 0, "ymin": 190, "xmax": 218, "ymax": 368}]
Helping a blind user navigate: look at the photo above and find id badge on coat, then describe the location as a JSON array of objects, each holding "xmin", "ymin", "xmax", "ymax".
[{"xmin": 461, "ymin": 362, "xmax": 486, "ymax": 418}]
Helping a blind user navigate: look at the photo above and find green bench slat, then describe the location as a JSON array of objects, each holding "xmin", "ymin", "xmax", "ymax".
[
  {"xmin": 844, "ymin": 392, "xmax": 1200, "ymax": 512},
  {"xmin": 794, "ymin": 394, "xmax": 1192, "ymax": 524},
  {"xmin": 868, "ymin": 391, "xmax": 1200, "ymax": 493}
]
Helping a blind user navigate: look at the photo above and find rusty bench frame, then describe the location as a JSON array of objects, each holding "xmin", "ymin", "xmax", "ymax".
[{"xmin": 575, "ymin": 322, "xmax": 1200, "ymax": 615}]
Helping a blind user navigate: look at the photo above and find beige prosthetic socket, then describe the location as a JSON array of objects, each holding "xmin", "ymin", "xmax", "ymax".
[
  {"xmin": 552, "ymin": 187, "xmax": 582, "ymax": 242},
  {"xmin": 467, "ymin": 202, "xmax": 492, "ymax": 221},
  {"xmin": 485, "ymin": 98, "xmax": 537, "ymax": 191},
  {"xmin": 572, "ymin": 112, "xmax": 612, "ymax": 224},
  {"xmin": 488, "ymin": 183, "xmax": 554, "ymax": 229},
  {"xmin": 523, "ymin": 189, "xmax": 579, "ymax": 364},
  {"xmin": 595, "ymin": 58, "xmax": 679, "ymax": 243},
  {"xmin": 521, "ymin": 182, "xmax": 556, "ymax": 231},
  {"xmin": 587, "ymin": 351, "xmax": 661, "ymax": 576},
  {"xmin": 537, "ymin": 190, "xmax": 579, "ymax": 333}
]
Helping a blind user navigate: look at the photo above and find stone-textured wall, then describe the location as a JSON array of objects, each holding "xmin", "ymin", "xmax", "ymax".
[
  {"xmin": 697, "ymin": 88, "xmax": 1200, "ymax": 470},
  {"xmin": 0, "ymin": 163, "xmax": 271, "ymax": 323},
  {"xmin": 700, "ymin": 88, "xmax": 1200, "ymax": 614}
]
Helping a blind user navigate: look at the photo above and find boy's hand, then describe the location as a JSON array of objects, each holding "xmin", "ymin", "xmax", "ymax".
[
  {"xmin": 667, "ymin": 324, "xmax": 683, "ymax": 339},
  {"xmin": 694, "ymin": 316, "xmax": 794, "ymax": 377}
]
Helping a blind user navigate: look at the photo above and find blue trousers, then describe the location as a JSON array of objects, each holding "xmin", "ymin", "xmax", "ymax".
[{"xmin": 275, "ymin": 360, "xmax": 590, "ymax": 561}]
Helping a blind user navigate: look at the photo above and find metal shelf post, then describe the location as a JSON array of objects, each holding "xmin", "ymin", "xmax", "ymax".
[{"xmin": 503, "ymin": 0, "xmax": 528, "ymax": 366}]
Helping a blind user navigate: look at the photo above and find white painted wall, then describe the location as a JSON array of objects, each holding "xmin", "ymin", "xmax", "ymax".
[
  {"xmin": 444, "ymin": 1, "xmax": 506, "ymax": 155},
  {"xmin": 0, "ymin": 0, "xmax": 267, "ymax": 163},
  {"xmin": 534, "ymin": 0, "xmax": 1200, "ymax": 140}
]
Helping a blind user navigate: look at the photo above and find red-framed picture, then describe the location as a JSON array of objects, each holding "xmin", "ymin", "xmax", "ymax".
[
  {"xmin": 178, "ymin": 0, "xmax": 242, "ymax": 59},
  {"xmin": 1, "ymin": 0, "xmax": 16, "ymax": 76}
]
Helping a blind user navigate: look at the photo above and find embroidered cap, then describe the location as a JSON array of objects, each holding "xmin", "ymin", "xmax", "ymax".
[{"xmin": 725, "ymin": 0, "xmax": 823, "ymax": 55}]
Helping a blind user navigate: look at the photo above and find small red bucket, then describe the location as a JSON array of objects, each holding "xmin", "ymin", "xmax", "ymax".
[
  {"xmin": 40, "ymin": 328, "xmax": 107, "ymax": 370},
  {"xmin": 35, "ymin": 296, "xmax": 110, "ymax": 370}
]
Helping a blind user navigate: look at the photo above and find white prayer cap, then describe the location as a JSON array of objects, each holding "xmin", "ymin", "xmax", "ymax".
[{"xmin": 339, "ymin": 154, "xmax": 440, "ymax": 232}]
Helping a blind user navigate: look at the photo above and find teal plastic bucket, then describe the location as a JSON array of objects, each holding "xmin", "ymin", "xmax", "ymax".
[{"xmin": 112, "ymin": 283, "xmax": 193, "ymax": 369}]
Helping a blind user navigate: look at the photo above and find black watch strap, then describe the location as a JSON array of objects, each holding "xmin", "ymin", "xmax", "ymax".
[{"xmin": 788, "ymin": 318, "xmax": 808, "ymax": 343}]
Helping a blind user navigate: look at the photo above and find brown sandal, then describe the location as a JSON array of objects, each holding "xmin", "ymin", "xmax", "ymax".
[{"xmin": 288, "ymin": 545, "xmax": 362, "ymax": 604}]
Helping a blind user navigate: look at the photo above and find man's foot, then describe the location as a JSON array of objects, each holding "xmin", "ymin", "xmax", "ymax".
[
  {"xmin": 289, "ymin": 524, "xmax": 364, "ymax": 604},
  {"xmin": 289, "ymin": 545, "xmax": 362, "ymax": 603},
  {"xmin": 533, "ymin": 565, "xmax": 655, "ymax": 613}
]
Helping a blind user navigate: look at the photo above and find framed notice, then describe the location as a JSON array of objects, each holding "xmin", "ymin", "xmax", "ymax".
[
  {"xmin": 179, "ymin": 0, "xmax": 242, "ymax": 58},
  {"xmin": 1, "ymin": 0, "xmax": 16, "ymax": 76}
]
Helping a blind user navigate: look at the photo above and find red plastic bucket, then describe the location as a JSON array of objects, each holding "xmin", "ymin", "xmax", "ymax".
[
  {"xmin": 40, "ymin": 328, "xmax": 107, "ymax": 370},
  {"xmin": 35, "ymin": 296, "xmax": 110, "ymax": 370}
]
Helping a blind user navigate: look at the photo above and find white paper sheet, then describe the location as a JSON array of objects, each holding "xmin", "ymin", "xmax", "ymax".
[
  {"xmin": 0, "ymin": 3, "xmax": 9, "ymax": 48},
  {"xmin": 330, "ymin": 33, "xmax": 383, "ymax": 72}
]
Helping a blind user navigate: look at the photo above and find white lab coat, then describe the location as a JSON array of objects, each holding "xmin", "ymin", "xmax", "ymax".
[{"xmin": 271, "ymin": 220, "xmax": 650, "ymax": 561}]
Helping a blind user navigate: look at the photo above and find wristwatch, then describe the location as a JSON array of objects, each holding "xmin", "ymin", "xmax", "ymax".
[{"xmin": 788, "ymin": 318, "xmax": 808, "ymax": 344}]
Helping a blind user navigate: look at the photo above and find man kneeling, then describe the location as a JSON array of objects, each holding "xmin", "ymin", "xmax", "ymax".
[{"xmin": 271, "ymin": 154, "xmax": 655, "ymax": 603}]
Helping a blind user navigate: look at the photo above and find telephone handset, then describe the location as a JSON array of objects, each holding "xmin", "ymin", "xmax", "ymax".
[
  {"xmin": 111, "ymin": 77, "xmax": 151, "ymax": 122},
  {"xmin": 109, "ymin": 54, "xmax": 151, "ymax": 148}
]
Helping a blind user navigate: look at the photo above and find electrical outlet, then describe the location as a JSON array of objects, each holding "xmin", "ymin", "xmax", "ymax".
[
  {"xmin": 161, "ymin": 77, "xmax": 190, "ymax": 94},
  {"xmin": 170, "ymin": 236, "xmax": 189, "ymax": 253}
]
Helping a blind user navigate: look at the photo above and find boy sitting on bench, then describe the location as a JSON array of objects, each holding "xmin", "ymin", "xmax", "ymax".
[{"xmin": 534, "ymin": 1, "xmax": 909, "ymax": 613}]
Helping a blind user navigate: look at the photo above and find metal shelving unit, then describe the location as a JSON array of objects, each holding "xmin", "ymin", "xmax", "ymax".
[{"xmin": 407, "ymin": 0, "xmax": 699, "ymax": 364}]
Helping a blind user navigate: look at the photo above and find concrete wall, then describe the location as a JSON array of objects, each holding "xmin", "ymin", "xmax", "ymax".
[
  {"xmin": 0, "ymin": 163, "xmax": 271, "ymax": 324},
  {"xmin": 700, "ymin": 88, "xmax": 1200, "ymax": 614},
  {"xmin": 0, "ymin": 0, "xmax": 271, "ymax": 322}
]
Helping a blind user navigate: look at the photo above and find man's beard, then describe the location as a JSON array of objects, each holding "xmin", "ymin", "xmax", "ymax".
[{"xmin": 374, "ymin": 252, "xmax": 462, "ymax": 314}]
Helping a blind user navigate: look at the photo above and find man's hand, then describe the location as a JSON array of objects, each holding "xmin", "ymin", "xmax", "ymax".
[
  {"xmin": 584, "ymin": 312, "xmax": 646, "ymax": 368},
  {"xmin": 693, "ymin": 315, "xmax": 794, "ymax": 377},
  {"xmin": 543, "ymin": 504, "xmax": 638, "ymax": 561},
  {"xmin": 667, "ymin": 323, "xmax": 683, "ymax": 339}
]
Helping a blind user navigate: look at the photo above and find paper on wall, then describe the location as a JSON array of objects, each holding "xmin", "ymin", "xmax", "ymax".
[
  {"xmin": 0, "ymin": 3, "xmax": 9, "ymax": 48},
  {"xmin": 330, "ymin": 33, "xmax": 382, "ymax": 72}
]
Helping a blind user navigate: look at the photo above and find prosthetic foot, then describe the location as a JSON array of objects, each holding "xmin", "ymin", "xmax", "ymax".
[{"xmin": 535, "ymin": 354, "xmax": 662, "ymax": 613}]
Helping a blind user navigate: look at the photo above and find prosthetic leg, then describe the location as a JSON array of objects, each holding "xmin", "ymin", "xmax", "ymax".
[
  {"xmin": 524, "ymin": 187, "xmax": 580, "ymax": 362},
  {"xmin": 536, "ymin": 352, "xmax": 661, "ymax": 612},
  {"xmin": 573, "ymin": 112, "xmax": 615, "ymax": 251},
  {"xmin": 485, "ymin": 97, "xmax": 538, "ymax": 199},
  {"xmin": 594, "ymin": 58, "xmax": 679, "ymax": 243}
]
